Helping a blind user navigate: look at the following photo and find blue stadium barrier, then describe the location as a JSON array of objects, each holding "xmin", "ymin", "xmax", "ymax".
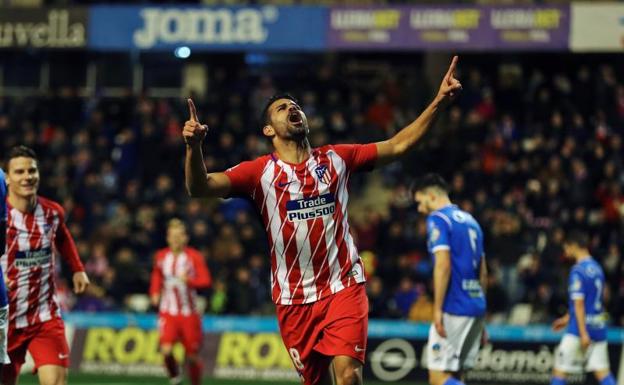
[{"xmin": 64, "ymin": 312, "xmax": 624, "ymax": 343}]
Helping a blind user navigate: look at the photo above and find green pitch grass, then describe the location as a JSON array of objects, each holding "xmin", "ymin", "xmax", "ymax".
[{"xmin": 17, "ymin": 373, "xmax": 419, "ymax": 385}]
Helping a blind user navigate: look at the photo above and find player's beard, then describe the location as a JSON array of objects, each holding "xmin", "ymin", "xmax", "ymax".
[
  {"xmin": 278, "ymin": 118, "xmax": 307, "ymax": 143},
  {"xmin": 288, "ymin": 122, "xmax": 308, "ymax": 140}
]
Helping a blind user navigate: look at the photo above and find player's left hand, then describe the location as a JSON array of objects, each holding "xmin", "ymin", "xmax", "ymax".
[
  {"xmin": 437, "ymin": 55, "xmax": 462, "ymax": 101},
  {"xmin": 434, "ymin": 309, "xmax": 447, "ymax": 338},
  {"xmin": 73, "ymin": 271, "xmax": 90, "ymax": 294},
  {"xmin": 580, "ymin": 333, "xmax": 591, "ymax": 352}
]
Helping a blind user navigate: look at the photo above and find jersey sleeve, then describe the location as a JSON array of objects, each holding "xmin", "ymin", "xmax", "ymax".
[
  {"xmin": 53, "ymin": 205, "xmax": 85, "ymax": 273},
  {"xmin": 332, "ymin": 144, "xmax": 378, "ymax": 172},
  {"xmin": 0, "ymin": 169, "xmax": 6, "ymax": 265},
  {"xmin": 223, "ymin": 159, "xmax": 263, "ymax": 197},
  {"xmin": 187, "ymin": 248, "xmax": 212, "ymax": 289},
  {"xmin": 427, "ymin": 214, "xmax": 451, "ymax": 254},
  {"xmin": 149, "ymin": 251, "xmax": 164, "ymax": 297},
  {"xmin": 569, "ymin": 269, "xmax": 584, "ymax": 300},
  {"xmin": 0, "ymin": 168, "xmax": 6, "ymax": 229}
]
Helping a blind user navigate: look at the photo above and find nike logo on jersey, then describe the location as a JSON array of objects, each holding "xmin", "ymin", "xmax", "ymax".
[
  {"xmin": 355, "ymin": 345, "xmax": 365, "ymax": 352},
  {"xmin": 58, "ymin": 353, "xmax": 69, "ymax": 359},
  {"xmin": 278, "ymin": 180, "xmax": 294, "ymax": 187}
]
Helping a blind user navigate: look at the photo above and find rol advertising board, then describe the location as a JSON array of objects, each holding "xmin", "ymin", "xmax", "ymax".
[
  {"xmin": 70, "ymin": 327, "xmax": 298, "ymax": 381},
  {"xmin": 327, "ymin": 5, "xmax": 569, "ymax": 51},
  {"xmin": 0, "ymin": 8, "xmax": 88, "ymax": 49},
  {"xmin": 63, "ymin": 313, "xmax": 624, "ymax": 384},
  {"xmin": 88, "ymin": 5, "xmax": 326, "ymax": 51}
]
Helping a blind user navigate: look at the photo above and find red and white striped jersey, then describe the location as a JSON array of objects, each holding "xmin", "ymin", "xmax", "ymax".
[
  {"xmin": 224, "ymin": 143, "xmax": 378, "ymax": 305},
  {"xmin": 149, "ymin": 247, "xmax": 212, "ymax": 316},
  {"xmin": 1, "ymin": 197, "xmax": 84, "ymax": 329}
]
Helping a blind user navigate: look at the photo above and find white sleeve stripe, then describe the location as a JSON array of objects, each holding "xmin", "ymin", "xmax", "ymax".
[
  {"xmin": 432, "ymin": 245, "xmax": 450, "ymax": 252},
  {"xmin": 570, "ymin": 293, "xmax": 584, "ymax": 299},
  {"xmin": 432, "ymin": 212, "xmax": 452, "ymax": 229}
]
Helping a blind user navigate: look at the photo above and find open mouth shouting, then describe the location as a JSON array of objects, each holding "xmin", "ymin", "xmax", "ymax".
[{"xmin": 288, "ymin": 110, "xmax": 303, "ymax": 126}]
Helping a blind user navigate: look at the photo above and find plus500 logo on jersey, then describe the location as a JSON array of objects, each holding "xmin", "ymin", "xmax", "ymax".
[
  {"xmin": 15, "ymin": 247, "xmax": 52, "ymax": 268},
  {"xmin": 286, "ymin": 193, "xmax": 336, "ymax": 222}
]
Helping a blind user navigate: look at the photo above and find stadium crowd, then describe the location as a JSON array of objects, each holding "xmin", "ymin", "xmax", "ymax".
[{"xmin": 1, "ymin": 53, "xmax": 623, "ymax": 327}]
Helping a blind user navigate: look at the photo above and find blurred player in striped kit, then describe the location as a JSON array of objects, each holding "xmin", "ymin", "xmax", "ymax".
[
  {"xmin": 550, "ymin": 230, "xmax": 616, "ymax": 385},
  {"xmin": 183, "ymin": 56, "xmax": 462, "ymax": 385},
  {"xmin": 1, "ymin": 146, "xmax": 90, "ymax": 385},
  {"xmin": 150, "ymin": 219, "xmax": 211, "ymax": 385}
]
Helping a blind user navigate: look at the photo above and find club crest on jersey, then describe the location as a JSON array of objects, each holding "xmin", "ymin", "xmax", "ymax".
[{"xmin": 314, "ymin": 165, "xmax": 331, "ymax": 184}]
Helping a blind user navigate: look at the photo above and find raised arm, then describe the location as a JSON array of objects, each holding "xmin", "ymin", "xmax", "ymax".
[
  {"xmin": 183, "ymin": 98, "xmax": 231, "ymax": 198},
  {"xmin": 375, "ymin": 56, "xmax": 462, "ymax": 166}
]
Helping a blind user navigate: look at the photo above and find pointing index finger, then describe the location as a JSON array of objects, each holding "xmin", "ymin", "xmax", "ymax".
[
  {"xmin": 446, "ymin": 55, "xmax": 459, "ymax": 80},
  {"xmin": 188, "ymin": 98, "xmax": 199, "ymax": 122}
]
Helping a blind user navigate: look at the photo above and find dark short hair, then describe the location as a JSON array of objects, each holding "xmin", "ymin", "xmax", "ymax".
[
  {"xmin": 564, "ymin": 230, "xmax": 590, "ymax": 248},
  {"xmin": 411, "ymin": 173, "xmax": 450, "ymax": 195},
  {"xmin": 261, "ymin": 93, "xmax": 298, "ymax": 125},
  {"xmin": 7, "ymin": 145, "xmax": 37, "ymax": 163}
]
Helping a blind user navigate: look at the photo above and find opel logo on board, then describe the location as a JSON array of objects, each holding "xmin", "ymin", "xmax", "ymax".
[{"xmin": 370, "ymin": 338, "xmax": 417, "ymax": 382}]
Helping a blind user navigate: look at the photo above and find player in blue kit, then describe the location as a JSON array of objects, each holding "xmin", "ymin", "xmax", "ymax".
[
  {"xmin": 412, "ymin": 174, "xmax": 486, "ymax": 385},
  {"xmin": 550, "ymin": 230, "xmax": 615, "ymax": 385},
  {"xmin": 0, "ymin": 168, "xmax": 11, "ymax": 372}
]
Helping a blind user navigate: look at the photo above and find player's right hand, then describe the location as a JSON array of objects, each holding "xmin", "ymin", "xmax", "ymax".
[
  {"xmin": 183, "ymin": 98, "xmax": 208, "ymax": 147},
  {"xmin": 73, "ymin": 271, "xmax": 90, "ymax": 294},
  {"xmin": 434, "ymin": 309, "xmax": 447, "ymax": 338},
  {"xmin": 580, "ymin": 332, "xmax": 591, "ymax": 352}
]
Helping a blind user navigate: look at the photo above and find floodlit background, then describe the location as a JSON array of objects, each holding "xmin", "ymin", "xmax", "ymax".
[{"xmin": 1, "ymin": 0, "xmax": 623, "ymax": 384}]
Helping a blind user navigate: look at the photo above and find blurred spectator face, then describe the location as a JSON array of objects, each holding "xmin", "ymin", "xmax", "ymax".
[
  {"xmin": 368, "ymin": 276, "xmax": 383, "ymax": 296},
  {"xmin": 263, "ymin": 99, "xmax": 309, "ymax": 141},
  {"xmin": 167, "ymin": 220, "xmax": 188, "ymax": 252},
  {"xmin": 7, "ymin": 155, "xmax": 40, "ymax": 199},
  {"xmin": 236, "ymin": 267, "xmax": 250, "ymax": 283}
]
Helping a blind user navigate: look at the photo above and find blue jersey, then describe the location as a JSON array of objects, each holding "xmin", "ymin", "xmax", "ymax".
[
  {"xmin": 427, "ymin": 204, "xmax": 486, "ymax": 316},
  {"xmin": 0, "ymin": 169, "xmax": 8, "ymax": 308},
  {"xmin": 567, "ymin": 257, "xmax": 607, "ymax": 341}
]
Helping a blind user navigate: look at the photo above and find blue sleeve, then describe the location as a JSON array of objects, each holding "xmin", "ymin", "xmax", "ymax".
[
  {"xmin": 427, "ymin": 214, "xmax": 451, "ymax": 254},
  {"xmin": 0, "ymin": 168, "xmax": 5, "ymax": 220},
  {"xmin": 0, "ymin": 266, "xmax": 7, "ymax": 308},
  {"xmin": 569, "ymin": 270, "xmax": 584, "ymax": 301},
  {"xmin": 0, "ymin": 169, "xmax": 7, "ymax": 307}
]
